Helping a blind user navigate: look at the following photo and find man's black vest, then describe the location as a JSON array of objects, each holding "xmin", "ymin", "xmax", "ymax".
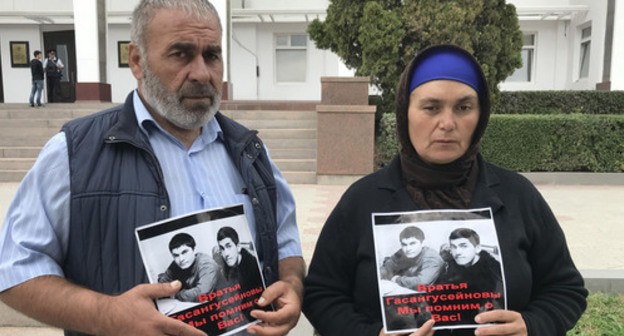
[
  {"xmin": 60, "ymin": 93, "xmax": 279, "ymax": 335},
  {"xmin": 45, "ymin": 58, "xmax": 61, "ymax": 78}
]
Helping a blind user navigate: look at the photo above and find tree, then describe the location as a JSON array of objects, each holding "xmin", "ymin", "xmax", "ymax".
[{"xmin": 308, "ymin": 0, "xmax": 523, "ymax": 111}]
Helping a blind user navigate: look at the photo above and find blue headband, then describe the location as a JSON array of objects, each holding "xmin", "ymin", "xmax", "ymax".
[{"xmin": 409, "ymin": 46, "xmax": 483, "ymax": 94}]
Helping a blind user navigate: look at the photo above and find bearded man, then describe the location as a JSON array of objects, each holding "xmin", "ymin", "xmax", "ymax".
[{"xmin": 0, "ymin": 1, "xmax": 304, "ymax": 335}]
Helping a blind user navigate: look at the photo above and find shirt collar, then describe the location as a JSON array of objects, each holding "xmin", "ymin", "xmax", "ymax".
[{"xmin": 132, "ymin": 90, "xmax": 222, "ymax": 145}]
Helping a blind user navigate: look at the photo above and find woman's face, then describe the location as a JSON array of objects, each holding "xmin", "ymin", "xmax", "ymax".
[{"xmin": 407, "ymin": 80, "xmax": 480, "ymax": 164}]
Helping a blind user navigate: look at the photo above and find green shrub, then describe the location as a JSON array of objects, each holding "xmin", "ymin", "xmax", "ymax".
[
  {"xmin": 482, "ymin": 114, "xmax": 624, "ymax": 172},
  {"xmin": 568, "ymin": 292, "xmax": 624, "ymax": 335},
  {"xmin": 497, "ymin": 91, "xmax": 624, "ymax": 115},
  {"xmin": 376, "ymin": 112, "xmax": 400, "ymax": 167},
  {"xmin": 376, "ymin": 113, "xmax": 624, "ymax": 172}
]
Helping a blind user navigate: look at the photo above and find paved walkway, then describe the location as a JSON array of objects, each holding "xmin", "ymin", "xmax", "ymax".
[{"xmin": 1, "ymin": 181, "xmax": 623, "ymax": 335}]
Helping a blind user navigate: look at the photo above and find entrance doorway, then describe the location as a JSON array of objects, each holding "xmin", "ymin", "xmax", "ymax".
[{"xmin": 44, "ymin": 30, "xmax": 76, "ymax": 102}]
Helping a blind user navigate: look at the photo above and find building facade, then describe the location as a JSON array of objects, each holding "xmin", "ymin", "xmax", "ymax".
[{"xmin": 0, "ymin": 0, "xmax": 621, "ymax": 103}]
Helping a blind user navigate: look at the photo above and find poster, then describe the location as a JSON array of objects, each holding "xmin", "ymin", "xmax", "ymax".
[{"xmin": 372, "ymin": 208, "xmax": 507, "ymax": 333}]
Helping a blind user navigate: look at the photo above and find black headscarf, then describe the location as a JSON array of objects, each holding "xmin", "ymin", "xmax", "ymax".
[{"xmin": 395, "ymin": 45, "xmax": 491, "ymax": 209}]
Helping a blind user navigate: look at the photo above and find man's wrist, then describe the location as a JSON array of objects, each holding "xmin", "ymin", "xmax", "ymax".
[{"xmin": 278, "ymin": 256, "xmax": 305, "ymax": 300}]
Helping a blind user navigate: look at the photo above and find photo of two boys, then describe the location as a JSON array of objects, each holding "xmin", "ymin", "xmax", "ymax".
[
  {"xmin": 135, "ymin": 205, "xmax": 266, "ymax": 336},
  {"xmin": 373, "ymin": 208, "xmax": 506, "ymax": 333}
]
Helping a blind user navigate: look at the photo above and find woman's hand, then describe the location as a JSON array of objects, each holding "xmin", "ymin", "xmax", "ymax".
[
  {"xmin": 474, "ymin": 310, "xmax": 527, "ymax": 336},
  {"xmin": 378, "ymin": 319, "xmax": 435, "ymax": 336}
]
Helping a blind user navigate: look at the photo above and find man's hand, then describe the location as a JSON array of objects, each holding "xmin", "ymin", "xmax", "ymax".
[
  {"xmin": 247, "ymin": 256, "xmax": 305, "ymax": 336},
  {"xmin": 97, "ymin": 281, "xmax": 207, "ymax": 336},
  {"xmin": 474, "ymin": 310, "xmax": 527, "ymax": 336},
  {"xmin": 247, "ymin": 280, "xmax": 301, "ymax": 336},
  {"xmin": 0, "ymin": 276, "xmax": 206, "ymax": 336}
]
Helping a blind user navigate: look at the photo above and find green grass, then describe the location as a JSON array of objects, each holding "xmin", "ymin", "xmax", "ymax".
[{"xmin": 568, "ymin": 292, "xmax": 624, "ymax": 335}]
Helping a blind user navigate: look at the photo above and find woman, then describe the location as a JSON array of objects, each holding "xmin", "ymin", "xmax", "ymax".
[{"xmin": 302, "ymin": 45, "xmax": 587, "ymax": 336}]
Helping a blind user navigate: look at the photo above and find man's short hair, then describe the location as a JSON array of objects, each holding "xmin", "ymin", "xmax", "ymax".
[
  {"xmin": 217, "ymin": 226, "xmax": 239, "ymax": 245},
  {"xmin": 399, "ymin": 226, "xmax": 424, "ymax": 243},
  {"xmin": 449, "ymin": 228, "xmax": 480, "ymax": 246},
  {"xmin": 34, "ymin": 50, "xmax": 42, "ymax": 57},
  {"xmin": 169, "ymin": 233, "xmax": 196, "ymax": 252},
  {"xmin": 131, "ymin": 0, "xmax": 222, "ymax": 55}
]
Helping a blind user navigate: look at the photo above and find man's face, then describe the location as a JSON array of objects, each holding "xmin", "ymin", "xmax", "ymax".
[
  {"xmin": 449, "ymin": 237, "xmax": 480, "ymax": 266},
  {"xmin": 130, "ymin": 8, "xmax": 224, "ymax": 130},
  {"xmin": 218, "ymin": 237, "xmax": 241, "ymax": 267},
  {"xmin": 171, "ymin": 244, "xmax": 196, "ymax": 270},
  {"xmin": 400, "ymin": 237, "xmax": 423, "ymax": 259},
  {"xmin": 407, "ymin": 80, "xmax": 480, "ymax": 164}
]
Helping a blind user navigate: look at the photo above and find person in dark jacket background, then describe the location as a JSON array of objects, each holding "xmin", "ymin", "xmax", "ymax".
[
  {"xmin": 29, "ymin": 50, "xmax": 44, "ymax": 107},
  {"xmin": 43, "ymin": 49, "xmax": 64, "ymax": 103},
  {"xmin": 303, "ymin": 44, "xmax": 587, "ymax": 336}
]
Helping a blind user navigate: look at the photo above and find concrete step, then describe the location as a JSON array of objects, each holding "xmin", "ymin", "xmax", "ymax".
[
  {"xmin": 0, "ymin": 137, "xmax": 52, "ymax": 147},
  {"xmin": 0, "ymin": 119, "xmax": 68, "ymax": 129},
  {"xmin": 234, "ymin": 118, "xmax": 317, "ymax": 129},
  {"xmin": 0, "ymin": 170, "xmax": 26, "ymax": 182},
  {"xmin": 0, "ymin": 147, "xmax": 42, "ymax": 158},
  {"xmin": 268, "ymin": 148, "xmax": 316, "ymax": 160},
  {"xmin": 256, "ymin": 129, "xmax": 316, "ymax": 140},
  {"xmin": 282, "ymin": 171, "xmax": 317, "ymax": 184},
  {"xmin": 0, "ymin": 128, "xmax": 60, "ymax": 138},
  {"xmin": 0, "ymin": 161, "xmax": 317, "ymax": 181},
  {"xmin": 0, "ymin": 103, "xmax": 319, "ymax": 184},
  {"xmin": 274, "ymin": 159, "xmax": 317, "ymax": 172},
  {"xmin": 0, "ymin": 109, "xmax": 97, "ymax": 120},
  {"xmin": 263, "ymin": 139, "xmax": 316, "ymax": 150},
  {"xmin": 0, "ymin": 158, "xmax": 35, "ymax": 170},
  {"xmin": 222, "ymin": 110, "xmax": 316, "ymax": 121}
]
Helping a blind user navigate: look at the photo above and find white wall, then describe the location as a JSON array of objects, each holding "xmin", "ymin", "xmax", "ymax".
[
  {"xmin": 1, "ymin": 0, "xmax": 622, "ymax": 103},
  {"xmin": 108, "ymin": 0, "xmax": 137, "ymax": 12},
  {"xmin": 567, "ymin": 0, "xmax": 608, "ymax": 90},
  {"xmin": 0, "ymin": 0, "xmax": 72, "ymax": 11},
  {"xmin": 249, "ymin": 22, "xmax": 341, "ymax": 100},
  {"xmin": 500, "ymin": 20, "xmax": 568, "ymax": 91},
  {"xmin": 242, "ymin": 0, "xmax": 329, "ymax": 10},
  {"xmin": 107, "ymin": 24, "xmax": 136, "ymax": 103},
  {"xmin": 231, "ymin": 24, "xmax": 260, "ymax": 100},
  {"xmin": 509, "ymin": 0, "xmax": 571, "ymax": 6},
  {"xmin": 0, "ymin": 25, "xmax": 42, "ymax": 104},
  {"xmin": 611, "ymin": 0, "xmax": 624, "ymax": 90}
]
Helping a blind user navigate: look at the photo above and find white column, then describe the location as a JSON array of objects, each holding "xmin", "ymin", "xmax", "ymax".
[
  {"xmin": 73, "ymin": 0, "xmax": 103, "ymax": 83},
  {"xmin": 211, "ymin": 0, "xmax": 229, "ymax": 82},
  {"xmin": 610, "ymin": 1, "xmax": 624, "ymax": 90}
]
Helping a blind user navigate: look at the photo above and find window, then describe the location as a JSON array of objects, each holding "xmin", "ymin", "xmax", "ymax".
[
  {"xmin": 275, "ymin": 34, "xmax": 307, "ymax": 82},
  {"xmin": 579, "ymin": 26, "xmax": 591, "ymax": 78},
  {"xmin": 506, "ymin": 34, "xmax": 535, "ymax": 82}
]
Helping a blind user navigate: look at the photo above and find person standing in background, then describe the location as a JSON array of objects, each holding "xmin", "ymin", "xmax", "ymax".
[
  {"xmin": 29, "ymin": 50, "xmax": 44, "ymax": 107},
  {"xmin": 43, "ymin": 49, "xmax": 64, "ymax": 102}
]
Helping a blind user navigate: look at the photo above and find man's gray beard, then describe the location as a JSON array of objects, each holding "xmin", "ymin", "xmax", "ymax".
[{"xmin": 140, "ymin": 64, "xmax": 220, "ymax": 130}]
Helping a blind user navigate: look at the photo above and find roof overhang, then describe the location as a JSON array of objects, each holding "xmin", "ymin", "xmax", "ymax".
[
  {"xmin": 0, "ymin": 11, "xmax": 74, "ymax": 25},
  {"xmin": 516, "ymin": 5, "xmax": 589, "ymax": 21},
  {"xmin": 231, "ymin": 9, "xmax": 326, "ymax": 23},
  {"xmin": 0, "ymin": 5, "xmax": 588, "ymax": 26}
]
